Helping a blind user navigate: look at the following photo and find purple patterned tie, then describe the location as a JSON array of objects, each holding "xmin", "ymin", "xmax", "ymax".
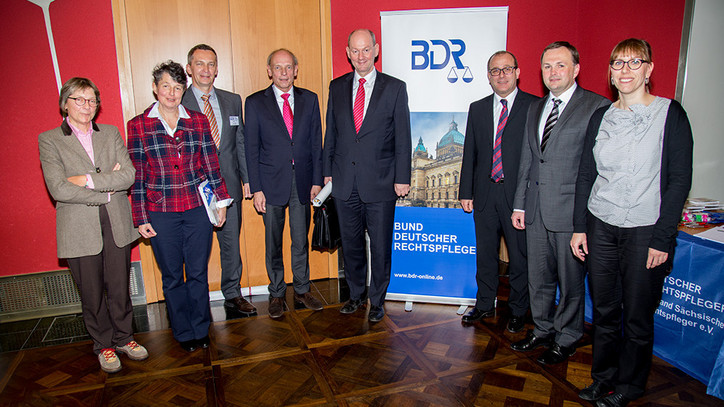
[{"xmin": 491, "ymin": 99, "xmax": 508, "ymax": 182}]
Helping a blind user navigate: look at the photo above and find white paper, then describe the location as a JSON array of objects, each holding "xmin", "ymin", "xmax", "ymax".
[
  {"xmin": 198, "ymin": 180, "xmax": 219, "ymax": 226},
  {"xmin": 312, "ymin": 182, "xmax": 333, "ymax": 207},
  {"xmin": 695, "ymin": 225, "xmax": 724, "ymax": 245}
]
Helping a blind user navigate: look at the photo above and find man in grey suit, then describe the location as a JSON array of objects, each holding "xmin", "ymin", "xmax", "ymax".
[
  {"xmin": 182, "ymin": 44, "xmax": 256, "ymax": 315},
  {"xmin": 510, "ymin": 41, "xmax": 610, "ymax": 365}
]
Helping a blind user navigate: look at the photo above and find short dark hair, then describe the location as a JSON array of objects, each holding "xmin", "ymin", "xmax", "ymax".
[
  {"xmin": 487, "ymin": 50, "xmax": 518, "ymax": 70},
  {"xmin": 347, "ymin": 29, "xmax": 376, "ymax": 47},
  {"xmin": 152, "ymin": 60, "xmax": 187, "ymax": 87},
  {"xmin": 59, "ymin": 77, "xmax": 100, "ymax": 118},
  {"xmin": 187, "ymin": 44, "xmax": 217, "ymax": 65},
  {"xmin": 541, "ymin": 41, "xmax": 580, "ymax": 65},
  {"xmin": 267, "ymin": 48, "xmax": 298, "ymax": 67}
]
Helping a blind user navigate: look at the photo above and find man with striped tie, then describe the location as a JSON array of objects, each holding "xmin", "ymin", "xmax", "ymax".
[
  {"xmin": 511, "ymin": 42, "xmax": 610, "ymax": 365},
  {"xmin": 182, "ymin": 44, "xmax": 257, "ymax": 315},
  {"xmin": 459, "ymin": 51, "xmax": 538, "ymax": 332}
]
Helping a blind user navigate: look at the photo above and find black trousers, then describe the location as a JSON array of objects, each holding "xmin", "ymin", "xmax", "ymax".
[
  {"xmin": 67, "ymin": 205, "xmax": 133, "ymax": 354},
  {"xmin": 472, "ymin": 182, "xmax": 528, "ymax": 315},
  {"xmin": 334, "ymin": 186, "xmax": 396, "ymax": 308},
  {"xmin": 587, "ymin": 215, "xmax": 670, "ymax": 399}
]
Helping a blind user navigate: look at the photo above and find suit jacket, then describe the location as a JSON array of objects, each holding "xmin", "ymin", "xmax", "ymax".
[
  {"xmin": 459, "ymin": 90, "xmax": 539, "ymax": 209},
  {"xmin": 39, "ymin": 121, "xmax": 137, "ymax": 258},
  {"xmin": 182, "ymin": 87, "xmax": 248, "ymax": 202},
  {"xmin": 244, "ymin": 85, "xmax": 323, "ymax": 206},
  {"xmin": 513, "ymin": 85, "xmax": 610, "ymax": 232},
  {"xmin": 323, "ymin": 71, "xmax": 412, "ymax": 202}
]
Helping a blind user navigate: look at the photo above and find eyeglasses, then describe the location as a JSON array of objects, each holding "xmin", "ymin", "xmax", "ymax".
[
  {"xmin": 610, "ymin": 59, "xmax": 649, "ymax": 71},
  {"xmin": 488, "ymin": 66, "xmax": 517, "ymax": 76},
  {"xmin": 68, "ymin": 97, "xmax": 99, "ymax": 107}
]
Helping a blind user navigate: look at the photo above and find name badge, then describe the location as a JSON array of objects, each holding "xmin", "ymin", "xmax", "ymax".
[{"xmin": 229, "ymin": 116, "xmax": 240, "ymax": 126}]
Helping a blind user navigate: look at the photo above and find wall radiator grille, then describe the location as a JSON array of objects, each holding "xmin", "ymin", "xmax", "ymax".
[{"xmin": 0, "ymin": 261, "xmax": 144, "ymax": 323}]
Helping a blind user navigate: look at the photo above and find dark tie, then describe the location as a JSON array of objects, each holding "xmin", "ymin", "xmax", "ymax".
[
  {"xmin": 282, "ymin": 93, "xmax": 293, "ymax": 138},
  {"xmin": 540, "ymin": 98, "xmax": 561, "ymax": 152},
  {"xmin": 353, "ymin": 78, "xmax": 366, "ymax": 133},
  {"xmin": 491, "ymin": 99, "xmax": 507, "ymax": 182}
]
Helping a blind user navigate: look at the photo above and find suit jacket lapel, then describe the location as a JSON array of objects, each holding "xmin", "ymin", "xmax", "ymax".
[
  {"xmin": 292, "ymin": 87, "xmax": 307, "ymax": 140},
  {"xmin": 359, "ymin": 72, "xmax": 385, "ymax": 136},
  {"xmin": 482, "ymin": 97, "xmax": 494, "ymax": 150},
  {"xmin": 263, "ymin": 86, "xmax": 290, "ymax": 137},
  {"xmin": 214, "ymin": 87, "xmax": 230, "ymax": 137},
  {"xmin": 553, "ymin": 86, "xmax": 584, "ymax": 132},
  {"xmin": 532, "ymin": 98, "xmax": 546, "ymax": 157}
]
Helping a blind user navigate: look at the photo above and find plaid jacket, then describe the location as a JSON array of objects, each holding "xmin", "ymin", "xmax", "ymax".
[{"xmin": 127, "ymin": 105, "xmax": 230, "ymax": 226}]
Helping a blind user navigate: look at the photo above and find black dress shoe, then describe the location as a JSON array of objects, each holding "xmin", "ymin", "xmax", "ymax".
[
  {"xmin": 579, "ymin": 381, "xmax": 613, "ymax": 401},
  {"xmin": 179, "ymin": 340, "xmax": 197, "ymax": 352},
  {"xmin": 461, "ymin": 307, "xmax": 495, "ymax": 323},
  {"xmin": 596, "ymin": 392, "xmax": 630, "ymax": 407},
  {"xmin": 224, "ymin": 296, "xmax": 257, "ymax": 314},
  {"xmin": 537, "ymin": 343, "xmax": 576, "ymax": 365},
  {"xmin": 368, "ymin": 305, "xmax": 385, "ymax": 322},
  {"xmin": 510, "ymin": 330, "xmax": 553, "ymax": 351},
  {"xmin": 507, "ymin": 315, "xmax": 526, "ymax": 333},
  {"xmin": 340, "ymin": 299, "xmax": 363, "ymax": 314},
  {"xmin": 197, "ymin": 336, "xmax": 210, "ymax": 349}
]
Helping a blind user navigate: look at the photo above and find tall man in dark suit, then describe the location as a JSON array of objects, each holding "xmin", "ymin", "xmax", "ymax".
[
  {"xmin": 511, "ymin": 42, "xmax": 610, "ymax": 364},
  {"xmin": 182, "ymin": 44, "xmax": 256, "ymax": 315},
  {"xmin": 323, "ymin": 29, "xmax": 411, "ymax": 323},
  {"xmin": 245, "ymin": 48, "xmax": 325, "ymax": 318},
  {"xmin": 459, "ymin": 51, "xmax": 538, "ymax": 333}
]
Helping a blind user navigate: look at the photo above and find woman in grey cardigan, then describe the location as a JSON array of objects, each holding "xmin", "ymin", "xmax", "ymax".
[
  {"xmin": 39, "ymin": 77, "xmax": 149, "ymax": 373},
  {"xmin": 570, "ymin": 39, "xmax": 693, "ymax": 407}
]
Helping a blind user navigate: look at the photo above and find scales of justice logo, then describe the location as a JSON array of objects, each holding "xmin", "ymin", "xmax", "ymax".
[{"xmin": 411, "ymin": 39, "xmax": 473, "ymax": 83}]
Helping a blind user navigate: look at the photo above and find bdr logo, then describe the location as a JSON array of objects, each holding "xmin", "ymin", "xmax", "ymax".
[{"xmin": 411, "ymin": 39, "xmax": 473, "ymax": 83}]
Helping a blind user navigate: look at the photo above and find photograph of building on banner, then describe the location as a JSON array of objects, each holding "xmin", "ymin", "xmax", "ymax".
[{"xmin": 381, "ymin": 7, "xmax": 507, "ymax": 304}]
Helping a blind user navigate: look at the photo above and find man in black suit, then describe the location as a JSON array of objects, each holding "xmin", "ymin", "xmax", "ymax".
[
  {"xmin": 323, "ymin": 29, "xmax": 411, "ymax": 323},
  {"xmin": 182, "ymin": 44, "xmax": 256, "ymax": 315},
  {"xmin": 511, "ymin": 41, "xmax": 610, "ymax": 365},
  {"xmin": 459, "ymin": 51, "xmax": 538, "ymax": 333},
  {"xmin": 245, "ymin": 48, "xmax": 324, "ymax": 318}
]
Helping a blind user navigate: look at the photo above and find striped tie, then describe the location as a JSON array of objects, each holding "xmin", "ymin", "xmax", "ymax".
[
  {"xmin": 540, "ymin": 98, "xmax": 561, "ymax": 153},
  {"xmin": 282, "ymin": 93, "xmax": 293, "ymax": 138},
  {"xmin": 353, "ymin": 78, "xmax": 366, "ymax": 133},
  {"xmin": 201, "ymin": 94, "xmax": 220, "ymax": 148},
  {"xmin": 491, "ymin": 99, "xmax": 507, "ymax": 182}
]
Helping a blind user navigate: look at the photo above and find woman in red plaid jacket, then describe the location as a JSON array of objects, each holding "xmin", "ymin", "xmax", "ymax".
[{"xmin": 127, "ymin": 61, "xmax": 231, "ymax": 353}]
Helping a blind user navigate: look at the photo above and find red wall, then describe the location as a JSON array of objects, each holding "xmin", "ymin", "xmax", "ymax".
[
  {"xmin": 0, "ymin": 0, "xmax": 135, "ymax": 276},
  {"xmin": 330, "ymin": 0, "xmax": 686, "ymax": 100},
  {"xmin": 0, "ymin": 0, "xmax": 687, "ymax": 276}
]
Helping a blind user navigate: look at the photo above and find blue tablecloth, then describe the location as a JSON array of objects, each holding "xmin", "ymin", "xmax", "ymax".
[{"xmin": 653, "ymin": 232, "xmax": 724, "ymax": 399}]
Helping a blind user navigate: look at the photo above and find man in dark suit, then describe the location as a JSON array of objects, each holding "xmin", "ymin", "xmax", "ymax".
[
  {"xmin": 245, "ymin": 48, "xmax": 324, "ymax": 318},
  {"xmin": 459, "ymin": 51, "xmax": 538, "ymax": 333},
  {"xmin": 323, "ymin": 29, "xmax": 411, "ymax": 323},
  {"xmin": 182, "ymin": 44, "xmax": 256, "ymax": 315},
  {"xmin": 511, "ymin": 42, "xmax": 610, "ymax": 364}
]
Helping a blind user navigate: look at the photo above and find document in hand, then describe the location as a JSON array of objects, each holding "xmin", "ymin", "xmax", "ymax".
[{"xmin": 198, "ymin": 180, "xmax": 219, "ymax": 226}]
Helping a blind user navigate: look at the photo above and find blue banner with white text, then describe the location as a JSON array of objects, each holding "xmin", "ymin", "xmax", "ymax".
[{"xmin": 388, "ymin": 206, "xmax": 476, "ymax": 300}]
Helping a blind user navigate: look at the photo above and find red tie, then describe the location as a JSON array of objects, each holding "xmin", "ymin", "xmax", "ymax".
[
  {"xmin": 353, "ymin": 78, "xmax": 366, "ymax": 133},
  {"xmin": 282, "ymin": 93, "xmax": 293, "ymax": 138}
]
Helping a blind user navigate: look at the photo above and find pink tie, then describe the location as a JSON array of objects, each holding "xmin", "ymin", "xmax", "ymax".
[
  {"xmin": 282, "ymin": 93, "xmax": 293, "ymax": 138},
  {"xmin": 353, "ymin": 78, "xmax": 366, "ymax": 133}
]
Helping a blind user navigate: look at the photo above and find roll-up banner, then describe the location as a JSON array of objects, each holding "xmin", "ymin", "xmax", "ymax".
[{"xmin": 381, "ymin": 7, "xmax": 508, "ymax": 304}]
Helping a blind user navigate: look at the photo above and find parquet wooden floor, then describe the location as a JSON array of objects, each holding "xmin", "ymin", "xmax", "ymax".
[{"xmin": 1, "ymin": 296, "xmax": 722, "ymax": 406}]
